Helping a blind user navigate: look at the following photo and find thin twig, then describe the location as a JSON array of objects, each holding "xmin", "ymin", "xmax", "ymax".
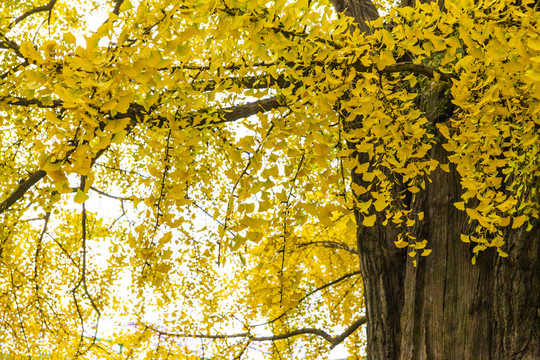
[
  {"xmin": 143, "ymin": 315, "xmax": 367, "ymax": 349},
  {"xmin": 298, "ymin": 240, "xmax": 359, "ymax": 255},
  {"xmin": 261, "ymin": 270, "xmax": 362, "ymax": 326},
  {"xmin": 33, "ymin": 211, "xmax": 51, "ymax": 286},
  {"xmin": 89, "ymin": 186, "xmax": 133, "ymax": 201}
]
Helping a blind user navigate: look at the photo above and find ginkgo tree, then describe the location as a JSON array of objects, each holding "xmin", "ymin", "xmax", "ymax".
[{"xmin": 0, "ymin": 0, "xmax": 539, "ymax": 359}]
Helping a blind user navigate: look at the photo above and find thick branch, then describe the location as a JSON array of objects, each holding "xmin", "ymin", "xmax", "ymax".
[
  {"xmin": 0, "ymin": 36, "xmax": 25, "ymax": 60},
  {"xmin": 112, "ymin": 0, "xmax": 124, "ymax": 15},
  {"xmin": 221, "ymin": 97, "xmax": 281, "ymax": 123},
  {"xmin": 0, "ymin": 97, "xmax": 280, "ymax": 214},
  {"xmin": 378, "ymin": 62, "xmax": 457, "ymax": 82},
  {"xmin": 330, "ymin": 316, "xmax": 367, "ymax": 349},
  {"xmin": 0, "ymin": 126, "xmax": 117, "ymax": 216},
  {"xmin": 0, "ymin": 171, "xmax": 46, "ymax": 215},
  {"xmin": 1, "ymin": 96, "xmax": 63, "ymax": 108},
  {"xmin": 123, "ymin": 96, "xmax": 282, "ymax": 129}
]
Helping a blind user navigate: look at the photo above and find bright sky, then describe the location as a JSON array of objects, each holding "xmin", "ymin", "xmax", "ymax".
[{"xmin": 69, "ymin": 2, "xmax": 359, "ymax": 358}]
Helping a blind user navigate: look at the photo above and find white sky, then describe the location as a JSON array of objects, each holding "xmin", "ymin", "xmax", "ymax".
[{"xmin": 72, "ymin": 2, "xmax": 357, "ymax": 358}]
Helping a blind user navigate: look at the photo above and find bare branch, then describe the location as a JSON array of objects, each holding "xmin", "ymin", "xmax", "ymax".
[
  {"xmin": 144, "ymin": 324, "xmax": 334, "ymax": 342},
  {"xmin": 233, "ymin": 340, "xmax": 251, "ymax": 360},
  {"xmin": 73, "ymin": 176, "xmax": 101, "ymax": 326},
  {"xmin": 33, "ymin": 211, "xmax": 50, "ymax": 283},
  {"xmin": 154, "ymin": 129, "xmax": 172, "ymax": 229},
  {"xmin": 253, "ymin": 328, "xmax": 334, "ymax": 344}
]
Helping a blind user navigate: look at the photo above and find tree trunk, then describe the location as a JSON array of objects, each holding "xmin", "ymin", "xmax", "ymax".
[
  {"xmin": 352, "ymin": 143, "xmax": 540, "ymax": 359},
  {"xmin": 329, "ymin": 0, "xmax": 540, "ymax": 357}
]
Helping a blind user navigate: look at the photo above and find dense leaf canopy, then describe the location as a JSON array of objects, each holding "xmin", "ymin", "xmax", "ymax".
[{"xmin": 0, "ymin": 0, "xmax": 538, "ymax": 358}]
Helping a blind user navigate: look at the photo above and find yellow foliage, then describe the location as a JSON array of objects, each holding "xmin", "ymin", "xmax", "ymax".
[{"xmin": 0, "ymin": 0, "xmax": 538, "ymax": 358}]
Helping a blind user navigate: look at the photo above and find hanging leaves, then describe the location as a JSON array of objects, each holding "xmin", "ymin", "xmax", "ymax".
[{"xmin": 0, "ymin": 0, "xmax": 538, "ymax": 357}]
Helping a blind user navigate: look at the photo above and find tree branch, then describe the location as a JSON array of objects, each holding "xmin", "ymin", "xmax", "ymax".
[
  {"xmin": 298, "ymin": 240, "xmax": 359, "ymax": 255},
  {"xmin": 103, "ymin": 0, "xmax": 125, "ymax": 24},
  {"xmin": 0, "ymin": 62, "xmax": 447, "ymax": 215},
  {"xmin": 220, "ymin": 97, "xmax": 281, "ymax": 124},
  {"xmin": 112, "ymin": 0, "xmax": 124, "ymax": 15},
  {"xmin": 144, "ymin": 316, "xmax": 366, "ymax": 348},
  {"xmin": 121, "ymin": 96, "xmax": 282, "ymax": 129},
  {"xmin": 264, "ymin": 270, "xmax": 362, "ymax": 326},
  {"xmin": 89, "ymin": 186, "xmax": 132, "ymax": 201},
  {"xmin": 377, "ymin": 62, "xmax": 457, "ymax": 82},
  {"xmin": 10, "ymin": 0, "xmax": 58, "ymax": 27},
  {"xmin": 192, "ymin": 74, "xmax": 292, "ymax": 92},
  {"xmin": 0, "ymin": 36, "xmax": 25, "ymax": 61},
  {"xmin": 330, "ymin": 316, "xmax": 367, "ymax": 349},
  {"xmin": 304, "ymin": 271, "xmax": 362, "ymax": 302},
  {"xmin": 0, "ymin": 96, "xmax": 280, "ymax": 214},
  {"xmin": 252, "ymin": 328, "xmax": 334, "ymax": 343},
  {"xmin": 0, "ymin": 170, "xmax": 47, "ymax": 215},
  {"xmin": 0, "ymin": 122, "xmax": 118, "ymax": 216},
  {"xmin": 0, "ymin": 96, "xmax": 63, "ymax": 108}
]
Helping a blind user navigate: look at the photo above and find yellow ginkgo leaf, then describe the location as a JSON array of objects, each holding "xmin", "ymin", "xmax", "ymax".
[
  {"xmin": 363, "ymin": 214, "xmax": 377, "ymax": 227},
  {"xmin": 512, "ymin": 215, "xmax": 527, "ymax": 229},
  {"xmin": 74, "ymin": 189, "xmax": 89, "ymax": 204}
]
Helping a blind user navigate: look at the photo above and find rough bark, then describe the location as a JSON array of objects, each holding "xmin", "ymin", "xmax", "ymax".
[
  {"xmin": 400, "ymin": 144, "xmax": 540, "ymax": 359},
  {"xmin": 353, "ymin": 144, "xmax": 540, "ymax": 360},
  {"xmin": 331, "ymin": 0, "xmax": 540, "ymax": 358},
  {"xmin": 329, "ymin": 0, "xmax": 379, "ymax": 34}
]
